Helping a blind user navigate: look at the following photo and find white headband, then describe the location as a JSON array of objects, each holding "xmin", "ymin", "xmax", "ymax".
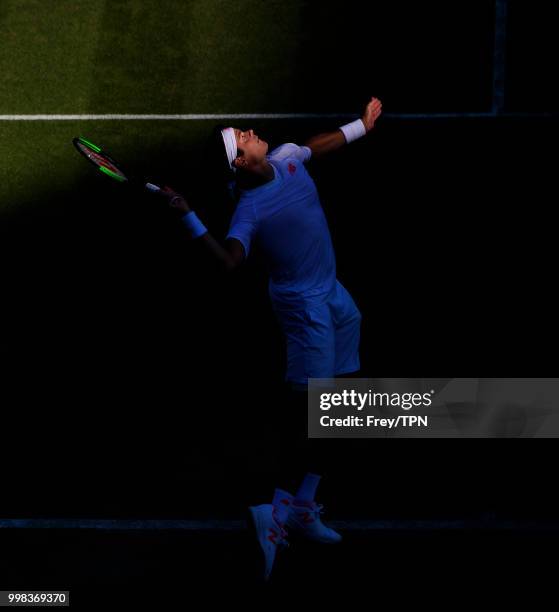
[{"xmin": 221, "ymin": 127, "xmax": 237, "ymax": 172}]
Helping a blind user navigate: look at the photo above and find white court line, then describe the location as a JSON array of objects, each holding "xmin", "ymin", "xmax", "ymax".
[
  {"xmin": 0, "ymin": 113, "xmax": 355, "ymax": 121},
  {"xmin": 0, "ymin": 112, "xmax": 554, "ymax": 121},
  {"xmin": 0, "ymin": 113, "xmax": 554, "ymax": 122}
]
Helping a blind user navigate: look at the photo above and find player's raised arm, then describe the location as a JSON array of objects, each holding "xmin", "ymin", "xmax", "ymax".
[
  {"xmin": 304, "ymin": 97, "xmax": 382, "ymax": 158},
  {"xmin": 160, "ymin": 186, "xmax": 245, "ymax": 271}
]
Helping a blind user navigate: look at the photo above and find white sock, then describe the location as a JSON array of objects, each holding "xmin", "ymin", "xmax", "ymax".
[
  {"xmin": 294, "ymin": 473, "xmax": 321, "ymax": 504},
  {"xmin": 272, "ymin": 488, "xmax": 293, "ymax": 524}
]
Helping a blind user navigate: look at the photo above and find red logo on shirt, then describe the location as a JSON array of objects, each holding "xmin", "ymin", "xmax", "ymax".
[{"xmin": 288, "ymin": 163, "xmax": 296, "ymax": 175}]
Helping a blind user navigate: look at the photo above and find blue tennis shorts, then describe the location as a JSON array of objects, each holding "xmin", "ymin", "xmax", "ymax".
[{"xmin": 273, "ymin": 280, "xmax": 361, "ymax": 387}]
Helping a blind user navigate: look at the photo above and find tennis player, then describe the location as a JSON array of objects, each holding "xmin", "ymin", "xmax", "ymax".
[{"xmin": 161, "ymin": 97, "xmax": 382, "ymax": 579}]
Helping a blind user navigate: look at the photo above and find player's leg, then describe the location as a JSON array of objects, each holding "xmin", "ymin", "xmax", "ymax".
[
  {"xmin": 273, "ymin": 279, "xmax": 363, "ymax": 546},
  {"xmin": 250, "ymin": 301, "xmax": 345, "ymax": 579},
  {"xmin": 274, "ymin": 392, "xmax": 341, "ymax": 544},
  {"xmin": 274, "ymin": 303, "xmax": 342, "ymax": 543},
  {"xmin": 276, "ymin": 301, "xmax": 335, "ymax": 451},
  {"xmin": 272, "ymin": 281, "xmax": 361, "ymax": 546}
]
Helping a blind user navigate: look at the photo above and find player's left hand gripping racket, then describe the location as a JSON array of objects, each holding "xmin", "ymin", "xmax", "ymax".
[{"xmin": 72, "ymin": 136, "xmax": 161, "ymax": 193}]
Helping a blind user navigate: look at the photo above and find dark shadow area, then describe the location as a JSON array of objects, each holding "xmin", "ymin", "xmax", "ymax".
[
  {"xmin": 506, "ymin": 0, "xmax": 559, "ymax": 112},
  {"xmin": 292, "ymin": 0, "xmax": 495, "ymax": 113},
  {"xmin": 0, "ymin": 527, "xmax": 557, "ymax": 605},
  {"xmin": 1, "ymin": 117, "xmax": 557, "ymax": 521}
]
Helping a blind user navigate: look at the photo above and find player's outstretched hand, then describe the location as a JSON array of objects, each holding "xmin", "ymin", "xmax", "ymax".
[
  {"xmin": 362, "ymin": 97, "xmax": 383, "ymax": 132},
  {"xmin": 161, "ymin": 185, "xmax": 191, "ymax": 214}
]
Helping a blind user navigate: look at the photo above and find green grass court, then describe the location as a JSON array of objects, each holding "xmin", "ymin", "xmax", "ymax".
[
  {"xmin": 0, "ymin": 0, "xmax": 498, "ymax": 215},
  {"xmin": 0, "ymin": 4, "xmax": 231, "ymax": 208},
  {"xmin": 0, "ymin": 0, "xmax": 333, "ymax": 213}
]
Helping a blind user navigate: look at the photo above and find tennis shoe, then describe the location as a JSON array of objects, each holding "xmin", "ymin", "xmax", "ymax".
[
  {"xmin": 286, "ymin": 500, "xmax": 342, "ymax": 544},
  {"xmin": 249, "ymin": 504, "xmax": 289, "ymax": 580}
]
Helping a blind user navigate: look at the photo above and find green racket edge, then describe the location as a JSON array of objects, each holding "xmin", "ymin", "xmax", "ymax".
[{"xmin": 73, "ymin": 136, "xmax": 160, "ymax": 191}]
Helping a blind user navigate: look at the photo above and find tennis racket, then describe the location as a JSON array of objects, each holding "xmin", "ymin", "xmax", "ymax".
[{"xmin": 72, "ymin": 136, "xmax": 161, "ymax": 193}]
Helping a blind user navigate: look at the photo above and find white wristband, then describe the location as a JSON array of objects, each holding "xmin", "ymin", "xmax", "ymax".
[{"xmin": 339, "ymin": 118, "xmax": 366, "ymax": 144}]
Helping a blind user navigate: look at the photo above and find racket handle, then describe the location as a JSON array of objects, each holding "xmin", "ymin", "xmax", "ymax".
[{"xmin": 145, "ymin": 182, "xmax": 161, "ymax": 192}]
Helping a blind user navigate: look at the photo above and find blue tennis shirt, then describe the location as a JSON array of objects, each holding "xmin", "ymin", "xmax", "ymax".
[{"xmin": 226, "ymin": 143, "xmax": 336, "ymax": 311}]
